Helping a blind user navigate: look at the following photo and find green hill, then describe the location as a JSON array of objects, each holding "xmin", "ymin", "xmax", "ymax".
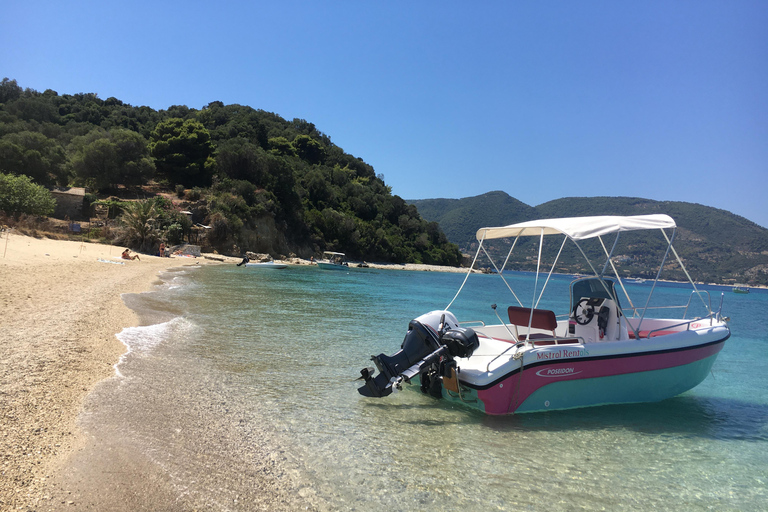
[
  {"xmin": 410, "ymin": 191, "xmax": 535, "ymax": 249},
  {"xmin": 0, "ymin": 78, "xmax": 461, "ymax": 265},
  {"xmin": 409, "ymin": 192, "xmax": 768, "ymax": 286}
]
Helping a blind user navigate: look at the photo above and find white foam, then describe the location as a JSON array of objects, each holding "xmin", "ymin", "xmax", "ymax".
[
  {"xmin": 167, "ymin": 275, "xmax": 188, "ymax": 290},
  {"xmin": 114, "ymin": 316, "xmax": 196, "ymax": 377},
  {"xmin": 158, "ymin": 267, "xmax": 200, "ymax": 291}
]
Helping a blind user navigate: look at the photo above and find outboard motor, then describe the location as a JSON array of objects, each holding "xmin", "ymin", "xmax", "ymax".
[
  {"xmin": 357, "ymin": 311, "xmax": 479, "ymax": 399},
  {"xmin": 373, "ymin": 319, "xmax": 442, "ymax": 380}
]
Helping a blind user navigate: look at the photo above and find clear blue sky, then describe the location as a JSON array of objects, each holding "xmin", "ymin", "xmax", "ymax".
[{"xmin": 3, "ymin": 1, "xmax": 767, "ymax": 227}]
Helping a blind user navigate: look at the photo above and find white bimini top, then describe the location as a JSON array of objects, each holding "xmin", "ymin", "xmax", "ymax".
[{"xmin": 475, "ymin": 214, "xmax": 676, "ymax": 242}]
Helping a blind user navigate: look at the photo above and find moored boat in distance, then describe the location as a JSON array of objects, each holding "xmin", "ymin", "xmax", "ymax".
[
  {"xmin": 244, "ymin": 261, "xmax": 287, "ymax": 269},
  {"xmin": 237, "ymin": 254, "xmax": 288, "ymax": 269},
  {"xmin": 316, "ymin": 251, "xmax": 350, "ymax": 270},
  {"xmin": 733, "ymin": 285, "xmax": 750, "ymax": 294},
  {"xmin": 357, "ymin": 214, "xmax": 731, "ymax": 415}
]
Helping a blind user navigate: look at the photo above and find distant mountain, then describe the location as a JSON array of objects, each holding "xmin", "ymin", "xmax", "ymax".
[
  {"xmin": 408, "ymin": 192, "xmax": 768, "ymax": 286},
  {"xmin": 408, "ymin": 191, "xmax": 535, "ymax": 248}
]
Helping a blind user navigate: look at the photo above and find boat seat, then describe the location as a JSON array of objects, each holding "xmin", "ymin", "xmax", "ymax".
[
  {"xmin": 518, "ymin": 333, "xmax": 554, "ymax": 341},
  {"xmin": 507, "ymin": 306, "xmax": 556, "ymax": 341},
  {"xmin": 508, "ymin": 306, "xmax": 557, "ymax": 332},
  {"xmin": 505, "ymin": 306, "xmax": 581, "ymax": 346}
]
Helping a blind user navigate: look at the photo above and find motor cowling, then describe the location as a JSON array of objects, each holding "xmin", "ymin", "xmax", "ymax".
[
  {"xmin": 440, "ymin": 327, "xmax": 479, "ymax": 358},
  {"xmin": 373, "ymin": 319, "xmax": 442, "ymax": 380}
]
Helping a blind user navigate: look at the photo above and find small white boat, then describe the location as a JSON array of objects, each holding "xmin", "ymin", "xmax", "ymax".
[
  {"xmin": 358, "ymin": 214, "xmax": 731, "ymax": 415},
  {"xmin": 316, "ymin": 251, "xmax": 350, "ymax": 270},
  {"xmin": 244, "ymin": 261, "xmax": 287, "ymax": 269}
]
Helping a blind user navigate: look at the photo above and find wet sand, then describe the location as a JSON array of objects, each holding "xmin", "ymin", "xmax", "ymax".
[{"xmin": 0, "ymin": 232, "xmax": 218, "ymax": 510}]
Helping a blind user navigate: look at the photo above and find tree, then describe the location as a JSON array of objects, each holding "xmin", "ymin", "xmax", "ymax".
[
  {"xmin": 0, "ymin": 172, "xmax": 56, "ymax": 217},
  {"xmin": 0, "ymin": 78, "xmax": 23, "ymax": 103},
  {"xmin": 70, "ymin": 129, "xmax": 154, "ymax": 191},
  {"xmin": 304, "ymin": 168, "xmax": 336, "ymax": 208},
  {"xmin": 215, "ymin": 137, "xmax": 268, "ymax": 185},
  {"xmin": 117, "ymin": 199, "xmax": 160, "ymax": 251},
  {"xmin": 70, "ymin": 134, "xmax": 118, "ymax": 191},
  {"xmin": 5, "ymin": 95, "xmax": 59, "ymax": 124},
  {"xmin": 265, "ymin": 155, "xmax": 299, "ymax": 210},
  {"xmin": 292, "ymin": 134, "xmax": 325, "ymax": 165},
  {"xmin": 0, "ymin": 131, "xmax": 67, "ymax": 187},
  {"xmin": 149, "ymin": 118, "xmax": 214, "ymax": 187},
  {"xmin": 268, "ymin": 136, "xmax": 295, "ymax": 157},
  {"xmin": 110, "ymin": 129, "xmax": 155, "ymax": 185}
]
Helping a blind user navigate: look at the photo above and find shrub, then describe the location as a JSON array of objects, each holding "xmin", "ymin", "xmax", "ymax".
[
  {"xmin": 0, "ymin": 172, "xmax": 56, "ymax": 218},
  {"xmin": 206, "ymin": 211, "xmax": 230, "ymax": 246},
  {"xmin": 83, "ymin": 192, "xmax": 98, "ymax": 212},
  {"xmin": 186, "ymin": 187, "xmax": 202, "ymax": 201},
  {"xmin": 166, "ymin": 222, "xmax": 185, "ymax": 245}
]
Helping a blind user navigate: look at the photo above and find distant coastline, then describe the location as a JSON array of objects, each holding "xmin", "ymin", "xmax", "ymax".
[{"xmin": 408, "ymin": 192, "xmax": 768, "ymax": 287}]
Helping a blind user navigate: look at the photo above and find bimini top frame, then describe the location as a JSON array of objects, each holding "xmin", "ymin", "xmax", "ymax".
[{"xmin": 447, "ymin": 214, "xmax": 715, "ymax": 340}]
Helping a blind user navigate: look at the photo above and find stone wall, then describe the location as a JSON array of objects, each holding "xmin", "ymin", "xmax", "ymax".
[{"xmin": 51, "ymin": 188, "xmax": 86, "ymax": 220}]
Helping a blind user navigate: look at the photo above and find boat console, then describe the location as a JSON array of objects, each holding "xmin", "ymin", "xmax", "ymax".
[{"xmin": 569, "ymin": 278, "xmax": 628, "ymax": 342}]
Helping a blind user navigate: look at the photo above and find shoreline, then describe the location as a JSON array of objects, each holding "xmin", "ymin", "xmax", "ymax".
[
  {"xmin": 281, "ymin": 257, "xmax": 479, "ymax": 274},
  {"xmin": 0, "ymin": 232, "xmax": 229, "ymax": 510},
  {"xmin": 281, "ymin": 257, "xmax": 767, "ymax": 289},
  {"xmin": 0, "ymin": 232, "xmax": 472, "ymax": 509}
]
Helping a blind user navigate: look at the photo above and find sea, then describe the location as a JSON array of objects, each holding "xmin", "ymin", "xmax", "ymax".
[{"xmin": 72, "ymin": 265, "xmax": 767, "ymax": 511}]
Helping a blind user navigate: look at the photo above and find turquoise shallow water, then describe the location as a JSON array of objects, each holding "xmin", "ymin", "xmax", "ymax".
[{"xmin": 86, "ymin": 265, "xmax": 767, "ymax": 510}]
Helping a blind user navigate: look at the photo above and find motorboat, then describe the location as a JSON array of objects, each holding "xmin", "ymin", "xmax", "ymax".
[
  {"xmin": 237, "ymin": 255, "xmax": 287, "ymax": 269},
  {"xmin": 733, "ymin": 285, "xmax": 750, "ymax": 294},
  {"xmin": 316, "ymin": 251, "xmax": 349, "ymax": 270},
  {"xmin": 244, "ymin": 261, "xmax": 287, "ymax": 269},
  {"xmin": 357, "ymin": 214, "xmax": 731, "ymax": 414}
]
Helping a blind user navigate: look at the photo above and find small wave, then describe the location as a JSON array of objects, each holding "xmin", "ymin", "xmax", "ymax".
[
  {"xmin": 114, "ymin": 317, "xmax": 197, "ymax": 376},
  {"xmin": 120, "ymin": 266, "xmax": 200, "ymax": 324},
  {"xmin": 157, "ymin": 267, "xmax": 200, "ymax": 290}
]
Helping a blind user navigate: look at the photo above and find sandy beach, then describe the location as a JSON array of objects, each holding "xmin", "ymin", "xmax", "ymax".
[{"xmin": 0, "ymin": 232, "xmax": 222, "ymax": 510}]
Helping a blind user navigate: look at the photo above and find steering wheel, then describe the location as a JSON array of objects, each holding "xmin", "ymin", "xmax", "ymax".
[{"xmin": 573, "ymin": 298, "xmax": 595, "ymax": 325}]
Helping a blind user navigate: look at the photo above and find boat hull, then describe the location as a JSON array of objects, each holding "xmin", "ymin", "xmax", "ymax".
[
  {"xmin": 316, "ymin": 262, "xmax": 348, "ymax": 270},
  {"xmin": 244, "ymin": 262, "xmax": 287, "ymax": 269},
  {"xmin": 441, "ymin": 335, "xmax": 728, "ymax": 415}
]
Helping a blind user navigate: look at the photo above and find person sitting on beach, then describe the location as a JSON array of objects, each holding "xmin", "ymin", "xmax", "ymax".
[{"xmin": 122, "ymin": 248, "xmax": 140, "ymax": 261}]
